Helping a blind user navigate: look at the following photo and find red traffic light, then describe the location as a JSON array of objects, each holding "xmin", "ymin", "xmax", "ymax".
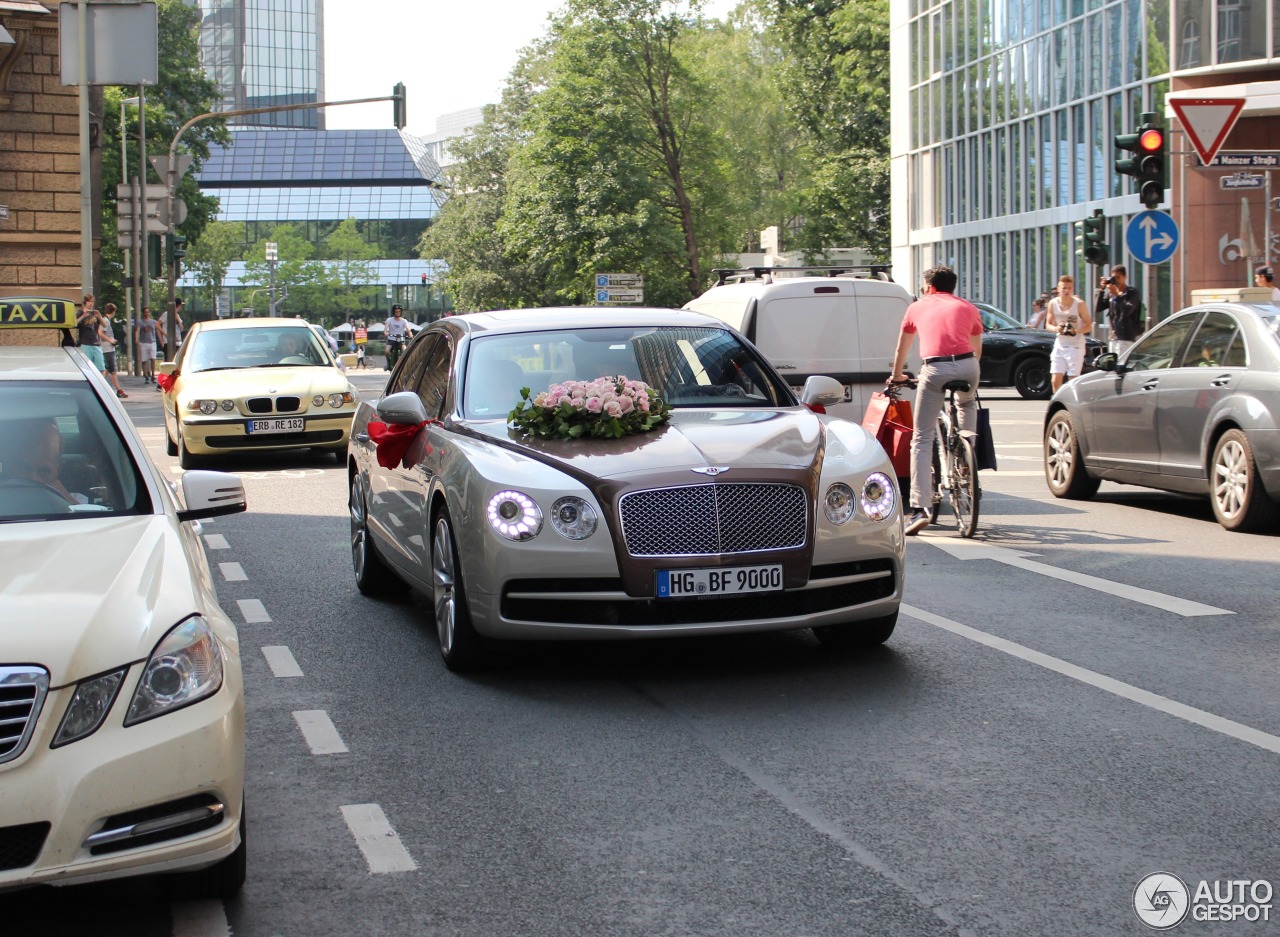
[{"xmin": 1139, "ymin": 128, "xmax": 1164, "ymax": 151}]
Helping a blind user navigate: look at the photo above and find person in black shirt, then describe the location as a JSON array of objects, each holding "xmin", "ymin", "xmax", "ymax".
[{"xmin": 1095, "ymin": 265, "xmax": 1144, "ymax": 356}]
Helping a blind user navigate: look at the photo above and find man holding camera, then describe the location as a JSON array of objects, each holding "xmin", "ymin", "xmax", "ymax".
[{"xmin": 1096, "ymin": 265, "xmax": 1143, "ymax": 356}]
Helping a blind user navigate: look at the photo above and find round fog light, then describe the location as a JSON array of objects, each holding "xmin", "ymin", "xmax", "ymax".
[
  {"xmin": 221, "ymin": 399, "xmax": 234, "ymax": 411},
  {"xmin": 313, "ymin": 394, "xmax": 326, "ymax": 407}
]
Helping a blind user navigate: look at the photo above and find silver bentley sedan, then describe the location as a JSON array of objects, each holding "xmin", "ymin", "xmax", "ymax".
[
  {"xmin": 1044, "ymin": 300, "xmax": 1280, "ymax": 532},
  {"xmin": 346, "ymin": 308, "xmax": 905, "ymax": 670}
]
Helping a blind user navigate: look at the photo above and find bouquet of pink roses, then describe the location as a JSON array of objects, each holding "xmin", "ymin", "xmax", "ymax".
[{"xmin": 508, "ymin": 375, "xmax": 672, "ymax": 440}]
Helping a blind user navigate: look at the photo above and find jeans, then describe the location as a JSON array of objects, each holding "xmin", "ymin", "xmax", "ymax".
[{"xmin": 910, "ymin": 357, "xmax": 981, "ymax": 510}]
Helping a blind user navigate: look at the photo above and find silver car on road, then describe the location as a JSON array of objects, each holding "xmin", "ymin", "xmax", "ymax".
[{"xmin": 1043, "ymin": 300, "xmax": 1280, "ymax": 531}]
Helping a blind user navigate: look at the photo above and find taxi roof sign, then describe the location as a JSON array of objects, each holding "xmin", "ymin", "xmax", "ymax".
[{"xmin": 0, "ymin": 297, "xmax": 77, "ymax": 329}]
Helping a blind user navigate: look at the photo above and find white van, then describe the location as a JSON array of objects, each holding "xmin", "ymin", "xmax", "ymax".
[{"xmin": 683, "ymin": 267, "xmax": 919, "ymax": 422}]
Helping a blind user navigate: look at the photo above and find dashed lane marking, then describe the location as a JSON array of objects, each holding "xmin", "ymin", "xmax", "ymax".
[
  {"xmin": 293, "ymin": 710, "xmax": 348, "ymax": 755},
  {"xmin": 218, "ymin": 562, "xmax": 246, "ymax": 582},
  {"xmin": 903, "ymin": 604, "xmax": 1280, "ymax": 756},
  {"xmin": 340, "ymin": 804, "xmax": 417, "ymax": 874},
  {"xmin": 170, "ymin": 899, "xmax": 230, "ymax": 937},
  {"xmin": 262, "ymin": 645, "xmax": 303, "ymax": 678},
  {"xmin": 236, "ymin": 599, "xmax": 271, "ymax": 623},
  {"xmin": 203, "ymin": 534, "xmax": 230, "ymax": 550}
]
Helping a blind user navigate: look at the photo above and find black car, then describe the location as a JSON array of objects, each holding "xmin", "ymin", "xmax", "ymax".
[{"xmin": 974, "ymin": 302, "xmax": 1105, "ymax": 399}]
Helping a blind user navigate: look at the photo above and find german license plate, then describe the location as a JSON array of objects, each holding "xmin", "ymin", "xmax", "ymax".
[
  {"xmin": 656, "ymin": 564, "xmax": 783, "ymax": 599},
  {"xmin": 246, "ymin": 417, "xmax": 305, "ymax": 434}
]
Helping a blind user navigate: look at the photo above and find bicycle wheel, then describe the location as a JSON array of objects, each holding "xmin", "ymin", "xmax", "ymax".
[
  {"xmin": 928, "ymin": 418, "xmax": 946, "ymax": 524},
  {"xmin": 948, "ymin": 433, "xmax": 980, "ymax": 538}
]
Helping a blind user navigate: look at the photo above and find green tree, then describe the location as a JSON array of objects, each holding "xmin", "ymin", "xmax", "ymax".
[
  {"xmin": 322, "ymin": 218, "xmax": 382, "ymax": 319},
  {"xmin": 184, "ymin": 221, "xmax": 246, "ymax": 316},
  {"xmin": 99, "ymin": 0, "xmax": 228, "ymax": 309}
]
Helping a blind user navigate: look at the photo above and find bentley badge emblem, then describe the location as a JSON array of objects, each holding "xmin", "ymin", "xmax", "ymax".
[{"xmin": 691, "ymin": 466, "xmax": 729, "ymax": 476}]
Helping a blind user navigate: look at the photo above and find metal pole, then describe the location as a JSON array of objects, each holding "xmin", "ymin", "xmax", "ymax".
[
  {"xmin": 133, "ymin": 177, "xmax": 142, "ymax": 360},
  {"xmin": 139, "ymin": 84, "xmax": 149, "ymax": 316},
  {"xmin": 1266, "ymin": 172, "xmax": 1273, "ymax": 277},
  {"xmin": 121, "ymin": 95, "xmax": 137, "ymax": 375},
  {"xmin": 269, "ymin": 258, "xmax": 276, "ymax": 317},
  {"xmin": 77, "ymin": 0, "xmax": 93, "ymax": 294}
]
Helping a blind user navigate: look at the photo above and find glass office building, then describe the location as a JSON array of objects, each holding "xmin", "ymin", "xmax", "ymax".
[{"xmin": 197, "ymin": 0, "xmax": 324, "ymax": 129}]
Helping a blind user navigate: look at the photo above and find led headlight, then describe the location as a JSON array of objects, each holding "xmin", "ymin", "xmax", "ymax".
[
  {"xmin": 187, "ymin": 399, "xmax": 218, "ymax": 415},
  {"xmin": 220, "ymin": 399, "xmax": 235, "ymax": 411},
  {"xmin": 823, "ymin": 483, "xmax": 856, "ymax": 525},
  {"xmin": 550, "ymin": 496, "xmax": 598, "ymax": 540},
  {"xmin": 860, "ymin": 472, "xmax": 896, "ymax": 521},
  {"xmin": 51, "ymin": 668, "xmax": 126, "ymax": 747},
  {"xmin": 124, "ymin": 616, "xmax": 224, "ymax": 726},
  {"xmin": 486, "ymin": 490, "xmax": 542, "ymax": 541}
]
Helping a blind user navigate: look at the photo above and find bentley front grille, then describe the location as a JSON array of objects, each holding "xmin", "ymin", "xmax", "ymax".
[
  {"xmin": 619, "ymin": 483, "xmax": 808, "ymax": 556},
  {"xmin": 0, "ymin": 666, "xmax": 49, "ymax": 766}
]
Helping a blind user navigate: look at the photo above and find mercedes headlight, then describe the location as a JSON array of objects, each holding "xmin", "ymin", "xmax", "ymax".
[
  {"xmin": 550, "ymin": 496, "xmax": 597, "ymax": 540},
  {"xmin": 860, "ymin": 472, "xmax": 896, "ymax": 521},
  {"xmin": 486, "ymin": 490, "xmax": 542, "ymax": 541},
  {"xmin": 124, "ymin": 616, "xmax": 224, "ymax": 726},
  {"xmin": 51, "ymin": 668, "xmax": 126, "ymax": 747},
  {"xmin": 823, "ymin": 483, "xmax": 856, "ymax": 525}
]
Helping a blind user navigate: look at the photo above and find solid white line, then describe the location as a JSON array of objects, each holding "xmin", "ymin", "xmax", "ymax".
[
  {"xmin": 903, "ymin": 604, "xmax": 1280, "ymax": 756},
  {"xmin": 236, "ymin": 599, "xmax": 271, "ymax": 623},
  {"xmin": 983, "ymin": 470, "xmax": 1044, "ymax": 476},
  {"xmin": 262, "ymin": 645, "xmax": 303, "ymax": 678},
  {"xmin": 994, "ymin": 443, "xmax": 1046, "ymax": 448},
  {"xmin": 293, "ymin": 709, "xmax": 348, "ymax": 754},
  {"xmin": 340, "ymin": 804, "xmax": 417, "ymax": 874},
  {"xmin": 170, "ymin": 899, "xmax": 230, "ymax": 937},
  {"xmin": 218, "ymin": 562, "xmax": 247, "ymax": 582},
  {"xmin": 203, "ymin": 533, "xmax": 230, "ymax": 550}
]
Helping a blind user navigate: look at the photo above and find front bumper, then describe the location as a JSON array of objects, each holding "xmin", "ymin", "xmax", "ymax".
[
  {"xmin": 181, "ymin": 411, "xmax": 355, "ymax": 455},
  {"xmin": 0, "ymin": 662, "xmax": 245, "ymax": 891}
]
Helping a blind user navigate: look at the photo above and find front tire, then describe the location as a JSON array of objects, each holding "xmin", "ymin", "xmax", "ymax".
[
  {"xmin": 1013, "ymin": 356, "xmax": 1052, "ymax": 399},
  {"xmin": 814, "ymin": 611, "xmax": 898, "ymax": 648},
  {"xmin": 1044, "ymin": 410, "xmax": 1100, "ymax": 499},
  {"xmin": 165, "ymin": 412, "xmax": 178, "ymax": 457},
  {"xmin": 350, "ymin": 475, "xmax": 400, "ymax": 596},
  {"xmin": 177, "ymin": 426, "xmax": 204, "ymax": 471},
  {"xmin": 431, "ymin": 505, "xmax": 486, "ymax": 671},
  {"xmin": 1210, "ymin": 429, "xmax": 1280, "ymax": 532}
]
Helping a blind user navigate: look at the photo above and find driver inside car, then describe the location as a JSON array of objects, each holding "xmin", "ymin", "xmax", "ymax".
[
  {"xmin": 274, "ymin": 332, "xmax": 306, "ymax": 362},
  {"xmin": 0, "ymin": 419, "xmax": 83, "ymax": 504}
]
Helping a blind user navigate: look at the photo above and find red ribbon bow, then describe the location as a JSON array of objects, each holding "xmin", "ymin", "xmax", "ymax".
[
  {"xmin": 368, "ymin": 420, "xmax": 436, "ymax": 469},
  {"xmin": 156, "ymin": 372, "xmax": 177, "ymax": 393}
]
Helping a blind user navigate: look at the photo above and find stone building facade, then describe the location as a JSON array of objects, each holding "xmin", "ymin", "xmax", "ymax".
[{"xmin": 0, "ymin": 0, "xmax": 101, "ymax": 345}]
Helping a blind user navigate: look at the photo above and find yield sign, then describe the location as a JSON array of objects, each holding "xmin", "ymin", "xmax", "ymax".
[{"xmin": 1171, "ymin": 98, "xmax": 1245, "ymax": 165}]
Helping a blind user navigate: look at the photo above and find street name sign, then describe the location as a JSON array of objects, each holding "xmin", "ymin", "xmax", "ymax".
[
  {"xmin": 1125, "ymin": 210, "xmax": 1179, "ymax": 265},
  {"xmin": 1170, "ymin": 98, "xmax": 1245, "ymax": 166},
  {"xmin": 1220, "ymin": 173, "xmax": 1266, "ymax": 190},
  {"xmin": 1201, "ymin": 152, "xmax": 1280, "ymax": 169},
  {"xmin": 595, "ymin": 273, "xmax": 644, "ymax": 289}
]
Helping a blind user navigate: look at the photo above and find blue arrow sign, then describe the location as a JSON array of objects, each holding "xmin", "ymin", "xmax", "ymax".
[{"xmin": 1125, "ymin": 211, "xmax": 1179, "ymax": 265}]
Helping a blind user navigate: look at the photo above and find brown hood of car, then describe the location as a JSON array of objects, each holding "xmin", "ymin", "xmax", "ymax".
[
  {"xmin": 465, "ymin": 408, "xmax": 822, "ymax": 478},
  {"xmin": 462, "ymin": 409, "xmax": 825, "ymax": 596}
]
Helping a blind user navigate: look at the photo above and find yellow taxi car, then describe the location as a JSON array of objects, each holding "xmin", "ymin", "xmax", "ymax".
[
  {"xmin": 160, "ymin": 318, "xmax": 360, "ymax": 468},
  {"xmin": 0, "ymin": 307, "xmax": 248, "ymax": 898}
]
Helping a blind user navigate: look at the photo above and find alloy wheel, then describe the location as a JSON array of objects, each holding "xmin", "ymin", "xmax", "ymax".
[
  {"xmin": 1212, "ymin": 437, "xmax": 1248, "ymax": 521},
  {"xmin": 432, "ymin": 518, "xmax": 457, "ymax": 656}
]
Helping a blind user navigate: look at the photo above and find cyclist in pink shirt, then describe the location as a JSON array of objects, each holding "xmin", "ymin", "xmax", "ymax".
[{"xmin": 890, "ymin": 265, "xmax": 984, "ymax": 535}]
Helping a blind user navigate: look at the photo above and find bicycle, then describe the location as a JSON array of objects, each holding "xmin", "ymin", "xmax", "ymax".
[
  {"xmin": 890, "ymin": 378, "xmax": 981, "ymax": 538},
  {"xmin": 385, "ymin": 338, "xmax": 405, "ymax": 372}
]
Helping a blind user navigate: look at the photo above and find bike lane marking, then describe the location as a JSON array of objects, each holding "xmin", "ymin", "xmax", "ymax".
[
  {"xmin": 920, "ymin": 536, "xmax": 1233, "ymax": 617},
  {"xmin": 902, "ymin": 603, "xmax": 1280, "ymax": 756}
]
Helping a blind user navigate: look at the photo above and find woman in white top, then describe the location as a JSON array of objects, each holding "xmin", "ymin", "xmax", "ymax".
[{"xmin": 1045, "ymin": 274, "xmax": 1091, "ymax": 393}]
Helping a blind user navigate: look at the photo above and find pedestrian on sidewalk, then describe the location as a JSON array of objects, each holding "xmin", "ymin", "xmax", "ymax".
[
  {"xmin": 135, "ymin": 306, "xmax": 160, "ymax": 385},
  {"xmin": 99, "ymin": 303, "xmax": 128, "ymax": 398}
]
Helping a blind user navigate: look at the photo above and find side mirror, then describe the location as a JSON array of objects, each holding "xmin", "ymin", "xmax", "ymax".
[
  {"xmin": 157, "ymin": 361, "xmax": 178, "ymax": 375},
  {"xmin": 799, "ymin": 375, "xmax": 844, "ymax": 407},
  {"xmin": 177, "ymin": 470, "xmax": 247, "ymax": 522},
  {"xmin": 1093, "ymin": 352, "xmax": 1120, "ymax": 372},
  {"xmin": 377, "ymin": 391, "xmax": 428, "ymax": 425}
]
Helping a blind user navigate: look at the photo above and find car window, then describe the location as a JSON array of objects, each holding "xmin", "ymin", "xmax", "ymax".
[
  {"xmin": 0, "ymin": 382, "xmax": 150, "ymax": 521},
  {"xmin": 462, "ymin": 326, "xmax": 791, "ymax": 419},
  {"xmin": 1185, "ymin": 311, "xmax": 1247, "ymax": 369},
  {"xmin": 386, "ymin": 333, "xmax": 436, "ymax": 396},
  {"xmin": 414, "ymin": 335, "xmax": 452, "ymax": 419},
  {"xmin": 977, "ymin": 304, "xmax": 1019, "ymax": 330},
  {"xmin": 1125, "ymin": 315, "xmax": 1197, "ymax": 372},
  {"xmin": 186, "ymin": 327, "xmax": 329, "ymax": 371}
]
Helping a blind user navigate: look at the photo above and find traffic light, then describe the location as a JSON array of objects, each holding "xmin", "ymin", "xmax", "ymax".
[
  {"xmin": 1081, "ymin": 209, "xmax": 1108, "ymax": 265},
  {"xmin": 392, "ymin": 82, "xmax": 407, "ymax": 131},
  {"xmin": 1115, "ymin": 112, "xmax": 1166, "ymax": 210},
  {"xmin": 168, "ymin": 234, "xmax": 188, "ymax": 267},
  {"xmin": 147, "ymin": 233, "xmax": 163, "ymax": 279}
]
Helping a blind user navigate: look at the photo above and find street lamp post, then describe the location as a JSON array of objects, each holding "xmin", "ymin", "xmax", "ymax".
[
  {"xmin": 120, "ymin": 95, "xmax": 140, "ymax": 374},
  {"xmin": 265, "ymin": 242, "xmax": 278, "ymax": 317}
]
